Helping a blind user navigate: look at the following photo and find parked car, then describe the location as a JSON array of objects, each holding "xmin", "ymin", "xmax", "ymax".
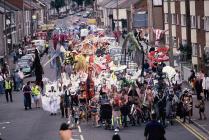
[
  {"xmin": 69, "ymin": 11, "xmax": 75, "ymax": 15},
  {"xmin": 26, "ymin": 48, "xmax": 36, "ymax": 55},
  {"xmin": 76, "ymin": 13, "xmax": 82, "ymax": 16},
  {"xmin": 83, "ymin": 14, "xmax": 89, "ymax": 18},
  {"xmin": 21, "ymin": 55, "xmax": 34, "ymax": 62},
  {"xmin": 25, "ymin": 54, "xmax": 35, "ymax": 60},
  {"xmin": 15, "ymin": 62, "xmax": 32, "ymax": 76},
  {"xmin": 18, "ymin": 58, "xmax": 32, "ymax": 67}
]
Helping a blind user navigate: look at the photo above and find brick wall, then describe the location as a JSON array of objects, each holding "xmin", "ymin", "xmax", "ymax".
[
  {"xmin": 7, "ymin": 0, "xmax": 23, "ymax": 9},
  {"xmin": 195, "ymin": 0, "xmax": 206, "ymax": 70},
  {"xmin": 175, "ymin": 0, "xmax": 182, "ymax": 47}
]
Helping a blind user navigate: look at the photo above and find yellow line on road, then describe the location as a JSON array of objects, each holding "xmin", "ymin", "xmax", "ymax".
[{"xmin": 176, "ymin": 118, "xmax": 208, "ymax": 140}]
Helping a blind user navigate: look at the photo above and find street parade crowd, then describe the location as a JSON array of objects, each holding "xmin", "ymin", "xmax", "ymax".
[{"xmin": 0, "ymin": 18, "xmax": 208, "ymax": 140}]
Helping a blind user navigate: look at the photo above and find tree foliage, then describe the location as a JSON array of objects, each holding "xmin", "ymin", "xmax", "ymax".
[
  {"xmin": 51, "ymin": 0, "xmax": 65, "ymax": 14},
  {"xmin": 72, "ymin": 0, "xmax": 94, "ymax": 6}
]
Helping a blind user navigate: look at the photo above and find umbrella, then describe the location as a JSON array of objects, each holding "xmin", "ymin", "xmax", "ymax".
[{"xmin": 162, "ymin": 66, "xmax": 176, "ymax": 80}]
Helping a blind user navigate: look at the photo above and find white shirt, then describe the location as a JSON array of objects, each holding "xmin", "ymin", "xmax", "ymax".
[
  {"xmin": 202, "ymin": 77, "xmax": 209, "ymax": 90},
  {"xmin": 18, "ymin": 71, "xmax": 24, "ymax": 80},
  {"xmin": 174, "ymin": 73, "xmax": 182, "ymax": 84},
  {"xmin": 0, "ymin": 75, "xmax": 4, "ymax": 81}
]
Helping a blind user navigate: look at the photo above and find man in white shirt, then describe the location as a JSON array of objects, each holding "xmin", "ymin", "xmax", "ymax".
[
  {"xmin": 174, "ymin": 70, "xmax": 182, "ymax": 85},
  {"xmin": 18, "ymin": 69, "xmax": 24, "ymax": 90},
  {"xmin": 202, "ymin": 74, "xmax": 209, "ymax": 101}
]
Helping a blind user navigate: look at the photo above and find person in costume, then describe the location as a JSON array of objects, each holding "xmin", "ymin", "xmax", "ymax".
[{"xmin": 48, "ymin": 86, "xmax": 58, "ymax": 115}]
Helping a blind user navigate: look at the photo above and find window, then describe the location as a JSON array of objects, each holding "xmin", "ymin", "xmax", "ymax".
[
  {"xmin": 153, "ymin": 0, "xmax": 163, "ymax": 6},
  {"xmin": 173, "ymin": 37, "xmax": 177, "ymax": 48},
  {"xmin": 181, "ymin": 14, "xmax": 186, "ymax": 26},
  {"xmin": 165, "ymin": 35, "xmax": 169, "ymax": 44},
  {"xmin": 192, "ymin": 43, "xmax": 198, "ymax": 56},
  {"xmin": 164, "ymin": 13, "xmax": 168, "ymax": 23},
  {"xmin": 197, "ymin": 16, "xmax": 201, "ymax": 29},
  {"xmin": 176, "ymin": 14, "xmax": 180, "ymax": 25},
  {"xmin": 191, "ymin": 15, "xmax": 196, "ymax": 28},
  {"xmin": 204, "ymin": 16, "xmax": 209, "ymax": 31},
  {"xmin": 172, "ymin": 14, "xmax": 176, "ymax": 24}
]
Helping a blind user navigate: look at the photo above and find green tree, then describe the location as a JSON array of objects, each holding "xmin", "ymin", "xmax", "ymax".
[
  {"xmin": 51, "ymin": 0, "xmax": 65, "ymax": 14},
  {"xmin": 50, "ymin": 1, "xmax": 55, "ymax": 8},
  {"xmin": 72, "ymin": 0, "xmax": 94, "ymax": 6}
]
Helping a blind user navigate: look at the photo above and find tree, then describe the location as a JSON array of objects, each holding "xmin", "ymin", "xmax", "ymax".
[
  {"xmin": 72, "ymin": 0, "xmax": 94, "ymax": 6},
  {"xmin": 51, "ymin": 0, "xmax": 65, "ymax": 14},
  {"xmin": 50, "ymin": 1, "xmax": 55, "ymax": 8}
]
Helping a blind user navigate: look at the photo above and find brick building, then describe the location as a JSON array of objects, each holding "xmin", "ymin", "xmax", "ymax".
[{"xmin": 164, "ymin": 0, "xmax": 209, "ymax": 73}]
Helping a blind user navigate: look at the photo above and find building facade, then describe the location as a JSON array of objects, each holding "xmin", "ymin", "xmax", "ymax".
[{"xmin": 164, "ymin": 0, "xmax": 209, "ymax": 73}]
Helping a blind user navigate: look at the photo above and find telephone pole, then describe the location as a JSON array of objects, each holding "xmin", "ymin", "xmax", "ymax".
[
  {"xmin": 168, "ymin": 0, "xmax": 174, "ymax": 66},
  {"xmin": 147, "ymin": 0, "xmax": 153, "ymax": 44},
  {"xmin": 116, "ymin": 0, "xmax": 119, "ymax": 31}
]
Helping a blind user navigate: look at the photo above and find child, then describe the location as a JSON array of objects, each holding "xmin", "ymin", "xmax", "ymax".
[{"xmin": 196, "ymin": 96, "xmax": 207, "ymax": 120}]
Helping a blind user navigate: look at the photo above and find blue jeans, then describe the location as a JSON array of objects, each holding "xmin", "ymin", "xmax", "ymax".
[{"xmin": 0, "ymin": 81, "xmax": 4, "ymax": 94}]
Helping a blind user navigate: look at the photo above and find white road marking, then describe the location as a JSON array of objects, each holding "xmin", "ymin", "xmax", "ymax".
[
  {"xmin": 80, "ymin": 135, "xmax": 84, "ymax": 140},
  {"xmin": 0, "ymin": 122, "xmax": 10, "ymax": 125},
  {"xmin": 78, "ymin": 125, "xmax": 82, "ymax": 133},
  {"xmin": 2, "ymin": 127, "xmax": 6, "ymax": 129}
]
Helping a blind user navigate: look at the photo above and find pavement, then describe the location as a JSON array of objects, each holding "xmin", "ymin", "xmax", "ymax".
[{"xmin": 181, "ymin": 81, "xmax": 209, "ymax": 137}]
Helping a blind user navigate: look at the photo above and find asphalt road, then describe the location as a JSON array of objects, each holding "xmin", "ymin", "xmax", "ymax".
[{"xmin": 0, "ymin": 14, "xmax": 207, "ymax": 140}]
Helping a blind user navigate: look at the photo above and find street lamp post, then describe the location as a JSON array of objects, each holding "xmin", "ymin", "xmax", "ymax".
[
  {"xmin": 4, "ymin": 0, "xmax": 7, "ymax": 56},
  {"xmin": 168, "ymin": 0, "xmax": 174, "ymax": 66},
  {"xmin": 116, "ymin": 0, "xmax": 119, "ymax": 31}
]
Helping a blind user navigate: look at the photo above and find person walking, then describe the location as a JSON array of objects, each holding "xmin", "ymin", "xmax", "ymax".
[
  {"xmin": 144, "ymin": 113, "xmax": 166, "ymax": 140},
  {"xmin": 23, "ymin": 81, "xmax": 32, "ymax": 110},
  {"xmin": 63, "ymin": 85, "xmax": 71, "ymax": 118},
  {"xmin": 59, "ymin": 86, "xmax": 65, "ymax": 118},
  {"xmin": 0, "ymin": 72, "xmax": 4, "ymax": 95},
  {"xmin": 202, "ymin": 74, "xmax": 209, "ymax": 101},
  {"xmin": 48, "ymin": 86, "xmax": 58, "ymax": 115},
  {"xmin": 18, "ymin": 68, "xmax": 24, "ymax": 90},
  {"xmin": 31, "ymin": 83, "xmax": 41, "ymax": 108},
  {"xmin": 195, "ymin": 96, "xmax": 207, "ymax": 120},
  {"xmin": 44, "ymin": 41, "xmax": 49, "ymax": 55},
  {"xmin": 4, "ymin": 77, "xmax": 13, "ymax": 102},
  {"xmin": 195, "ymin": 75, "xmax": 203, "ymax": 100}
]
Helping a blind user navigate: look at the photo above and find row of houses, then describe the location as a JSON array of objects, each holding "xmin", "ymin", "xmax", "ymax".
[
  {"xmin": 0, "ymin": 0, "xmax": 48, "ymax": 58},
  {"xmin": 97, "ymin": 0, "xmax": 209, "ymax": 74}
]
